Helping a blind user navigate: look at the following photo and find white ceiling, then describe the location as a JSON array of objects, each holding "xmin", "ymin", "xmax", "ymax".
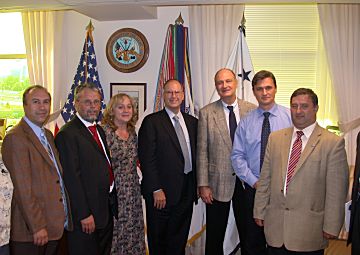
[{"xmin": 1, "ymin": 0, "xmax": 359, "ymax": 21}]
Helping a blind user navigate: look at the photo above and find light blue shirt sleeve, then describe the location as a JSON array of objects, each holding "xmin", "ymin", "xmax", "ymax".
[{"xmin": 231, "ymin": 104, "xmax": 292, "ymax": 187}]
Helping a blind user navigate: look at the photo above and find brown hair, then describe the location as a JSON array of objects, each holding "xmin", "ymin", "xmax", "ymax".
[
  {"xmin": 102, "ymin": 93, "xmax": 138, "ymax": 132},
  {"xmin": 252, "ymin": 70, "xmax": 277, "ymax": 90},
  {"xmin": 290, "ymin": 88, "xmax": 318, "ymax": 106},
  {"xmin": 23, "ymin": 85, "xmax": 51, "ymax": 105}
]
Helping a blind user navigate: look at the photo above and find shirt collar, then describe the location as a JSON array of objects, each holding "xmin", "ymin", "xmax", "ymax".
[
  {"xmin": 76, "ymin": 112, "xmax": 96, "ymax": 128},
  {"xmin": 294, "ymin": 121, "xmax": 317, "ymax": 139},
  {"xmin": 165, "ymin": 107, "xmax": 182, "ymax": 120},
  {"xmin": 221, "ymin": 99, "xmax": 238, "ymax": 109},
  {"xmin": 23, "ymin": 116, "xmax": 43, "ymax": 138},
  {"xmin": 256, "ymin": 103, "xmax": 278, "ymax": 117}
]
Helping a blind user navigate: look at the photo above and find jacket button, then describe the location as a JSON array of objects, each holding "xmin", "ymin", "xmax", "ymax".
[
  {"xmin": 56, "ymin": 180, "xmax": 60, "ymax": 184},
  {"xmin": 59, "ymin": 198, "xmax": 63, "ymax": 202},
  {"xmin": 232, "ymin": 173, "xmax": 236, "ymax": 176}
]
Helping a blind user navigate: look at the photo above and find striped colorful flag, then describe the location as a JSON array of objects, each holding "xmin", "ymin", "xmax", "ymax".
[{"xmin": 153, "ymin": 18, "xmax": 194, "ymax": 115}]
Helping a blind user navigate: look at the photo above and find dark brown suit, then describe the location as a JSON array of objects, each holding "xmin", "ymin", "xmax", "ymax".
[{"xmin": 1, "ymin": 118, "xmax": 71, "ymax": 244}]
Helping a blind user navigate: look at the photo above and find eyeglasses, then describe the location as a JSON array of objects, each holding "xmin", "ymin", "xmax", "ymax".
[
  {"xmin": 164, "ymin": 91, "xmax": 183, "ymax": 96},
  {"xmin": 80, "ymin": 100, "xmax": 101, "ymax": 106}
]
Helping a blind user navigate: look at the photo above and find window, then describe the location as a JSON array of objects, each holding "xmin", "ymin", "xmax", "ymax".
[
  {"xmin": 245, "ymin": 5, "xmax": 337, "ymax": 127},
  {"xmin": 0, "ymin": 12, "xmax": 29, "ymax": 128}
]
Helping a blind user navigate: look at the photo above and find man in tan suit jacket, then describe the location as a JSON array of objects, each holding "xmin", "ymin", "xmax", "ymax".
[
  {"xmin": 197, "ymin": 68, "xmax": 256, "ymax": 254},
  {"xmin": 254, "ymin": 88, "xmax": 348, "ymax": 255},
  {"xmin": 2, "ymin": 85, "xmax": 72, "ymax": 255}
]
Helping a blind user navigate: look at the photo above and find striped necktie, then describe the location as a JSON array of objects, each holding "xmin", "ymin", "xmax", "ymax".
[{"xmin": 286, "ymin": 131, "xmax": 304, "ymax": 191}]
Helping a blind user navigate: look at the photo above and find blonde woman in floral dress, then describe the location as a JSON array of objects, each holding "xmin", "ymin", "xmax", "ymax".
[{"xmin": 102, "ymin": 93, "xmax": 145, "ymax": 255}]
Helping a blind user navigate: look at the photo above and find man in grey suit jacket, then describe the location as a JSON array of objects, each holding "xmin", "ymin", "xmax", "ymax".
[
  {"xmin": 254, "ymin": 88, "xmax": 349, "ymax": 255},
  {"xmin": 197, "ymin": 68, "xmax": 256, "ymax": 254}
]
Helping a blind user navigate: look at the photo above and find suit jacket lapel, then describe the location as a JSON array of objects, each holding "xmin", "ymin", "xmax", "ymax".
[
  {"xmin": 20, "ymin": 119, "xmax": 56, "ymax": 170},
  {"xmin": 213, "ymin": 100, "xmax": 232, "ymax": 150},
  {"xmin": 281, "ymin": 127, "xmax": 294, "ymax": 183},
  {"xmin": 97, "ymin": 125, "xmax": 112, "ymax": 160},
  {"xmin": 74, "ymin": 116, "xmax": 105, "ymax": 156},
  {"xmin": 159, "ymin": 109, "xmax": 183, "ymax": 155},
  {"xmin": 183, "ymin": 114, "xmax": 196, "ymax": 159},
  {"xmin": 291, "ymin": 124, "xmax": 322, "ymax": 178},
  {"xmin": 46, "ymin": 130, "xmax": 64, "ymax": 174}
]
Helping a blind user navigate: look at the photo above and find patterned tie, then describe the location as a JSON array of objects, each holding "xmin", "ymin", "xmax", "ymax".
[
  {"xmin": 227, "ymin": 106, "xmax": 237, "ymax": 143},
  {"xmin": 40, "ymin": 129, "xmax": 54, "ymax": 159},
  {"xmin": 286, "ymin": 131, "xmax": 304, "ymax": 191},
  {"xmin": 260, "ymin": 112, "xmax": 271, "ymax": 170},
  {"xmin": 173, "ymin": 115, "xmax": 192, "ymax": 174},
  {"xmin": 88, "ymin": 125, "xmax": 115, "ymax": 186}
]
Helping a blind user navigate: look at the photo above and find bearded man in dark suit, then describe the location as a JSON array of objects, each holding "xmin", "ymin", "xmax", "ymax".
[{"xmin": 55, "ymin": 83, "xmax": 117, "ymax": 255}]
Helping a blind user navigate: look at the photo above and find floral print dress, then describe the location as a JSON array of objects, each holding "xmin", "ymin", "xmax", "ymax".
[{"xmin": 103, "ymin": 125, "xmax": 146, "ymax": 255}]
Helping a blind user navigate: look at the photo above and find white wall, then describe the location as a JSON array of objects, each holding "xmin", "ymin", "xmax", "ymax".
[{"xmin": 55, "ymin": 6, "xmax": 189, "ymax": 115}]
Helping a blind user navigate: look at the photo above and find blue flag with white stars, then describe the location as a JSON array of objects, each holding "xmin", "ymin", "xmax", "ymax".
[{"xmin": 55, "ymin": 25, "xmax": 105, "ymax": 134}]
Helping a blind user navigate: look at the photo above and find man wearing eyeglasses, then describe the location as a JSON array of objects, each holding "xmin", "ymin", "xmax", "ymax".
[
  {"xmin": 138, "ymin": 79, "xmax": 198, "ymax": 255},
  {"xmin": 55, "ymin": 83, "xmax": 118, "ymax": 255}
]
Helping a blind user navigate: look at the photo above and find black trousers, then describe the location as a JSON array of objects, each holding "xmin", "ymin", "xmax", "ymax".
[
  {"xmin": 268, "ymin": 246, "xmax": 324, "ymax": 255},
  {"xmin": 237, "ymin": 183, "xmax": 267, "ymax": 255},
  {"xmin": 67, "ymin": 215, "xmax": 113, "ymax": 255},
  {"xmin": 10, "ymin": 240, "xmax": 59, "ymax": 255},
  {"xmin": 352, "ymin": 201, "xmax": 360, "ymax": 255},
  {"xmin": 205, "ymin": 178, "xmax": 243, "ymax": 255},
  {"xmin": 145, "ymin": 172, "xmax": 195, "ymax": 255}
]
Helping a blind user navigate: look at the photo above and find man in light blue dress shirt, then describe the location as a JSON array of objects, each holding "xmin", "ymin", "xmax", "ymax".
[
  {"xmin": 2, "ymin": 85, "xmax": 71, "ymax": 255},
  {"xmin": 231, "ymin": 70, "xmax": 292, "ymax": 255}
]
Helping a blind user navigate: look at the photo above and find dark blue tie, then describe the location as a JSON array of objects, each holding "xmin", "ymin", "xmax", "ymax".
[
  {"xmin": 227, "ymin": 106, "xmax": 237, "ymax": 144},
  {"xmin": 260, "ymin": 112, "xmax": 271, "ymax": 170}
]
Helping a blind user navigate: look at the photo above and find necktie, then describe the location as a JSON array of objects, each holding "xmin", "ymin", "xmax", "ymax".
[
  {"xmin": 286, "ymin": 131, "xmax": 304, "ymax": 191},
  {"xmin": 88, "ymin": 125, "xmax": 115, "ymax": 186},
  {"xmin": 227, "ymin": 106, "xmax": 237, "ymax": 143},
  {"xmin": 40, "ymin": 129, "xmax": 69, "ymax": 227},
  {"xmin": 40, "ymin": 129, "xmax": 53, "ymax": 160},
  {"xmin": 173, "ymin": 115, "xmax": 192, "ymax": 174},
  {"xmin": 260, "ymin": 112, "xmax": 271, "ymax": 170}
]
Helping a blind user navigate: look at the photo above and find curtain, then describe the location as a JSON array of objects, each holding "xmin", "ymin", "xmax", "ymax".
[
  {"xmin": 318, "ymin": 4, "xmax": 360, "ymax": 164},
  {"xmin": 315, "ymin": 25, "xmax": 338, "ymax": 129},
  {"xmin": 22, "ymin": 11, "xmax": 64, "ymax": 113},
  {"xmin": 187, "ymin": 5, "xmax": 245, "ymax": 254},
  {"xmin": 189, "ymin": 5, "xmax": 245, "ymax": 112}
]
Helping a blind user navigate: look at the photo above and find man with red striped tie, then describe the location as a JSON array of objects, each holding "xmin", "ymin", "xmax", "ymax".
[{"xmin": 253, "ymin": 88, "xmax": 348, "ymax": 255}]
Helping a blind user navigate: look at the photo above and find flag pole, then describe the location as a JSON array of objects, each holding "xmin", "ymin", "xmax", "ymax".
[{"xmin": 239, "ymin": 13, "xmax": 246, "ymax": 100}]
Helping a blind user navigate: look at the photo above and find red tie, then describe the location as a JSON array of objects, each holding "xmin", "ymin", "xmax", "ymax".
[
  {"xmin": 88, "ymin": 125, "xmax": 114, "ymax": 187},
  {"xmin": 286, "ymin": 131, "xmax": 304, "ymax": 191}
]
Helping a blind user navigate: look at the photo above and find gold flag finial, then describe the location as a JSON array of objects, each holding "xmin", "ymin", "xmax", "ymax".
[
  {"xmin": 86, "ymin": 20, "xmax": 94, "ymax": 32},
  {"xmin": 175, "ymin": 13, "xmax": 184, "ymax": 25}
]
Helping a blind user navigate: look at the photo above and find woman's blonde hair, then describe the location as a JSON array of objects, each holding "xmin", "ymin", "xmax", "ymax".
[{"xmin": 102, "ymin": 93, "xmax": 138, "ymax": 132}]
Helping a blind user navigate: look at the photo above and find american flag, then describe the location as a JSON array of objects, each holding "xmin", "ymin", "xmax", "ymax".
[{"xmin": 54, "ymin": 22, "xmax": 106, "ymax": 135}]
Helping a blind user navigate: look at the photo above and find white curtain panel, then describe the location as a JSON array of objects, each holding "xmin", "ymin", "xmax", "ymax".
[
  {"xmin": 22, "ymin": 11, "xmax": 64, "ymax": 114},
  {"xmin": 189, "ymin": 5, "xmax": 245, "ymax": 112},
  {"xmin": 318, "ymin": 4, "xmax": 360, "ymax": 164},
  {"xmin": 187, "ymin": 5, "xmax": 245, "ymax": 255}
]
